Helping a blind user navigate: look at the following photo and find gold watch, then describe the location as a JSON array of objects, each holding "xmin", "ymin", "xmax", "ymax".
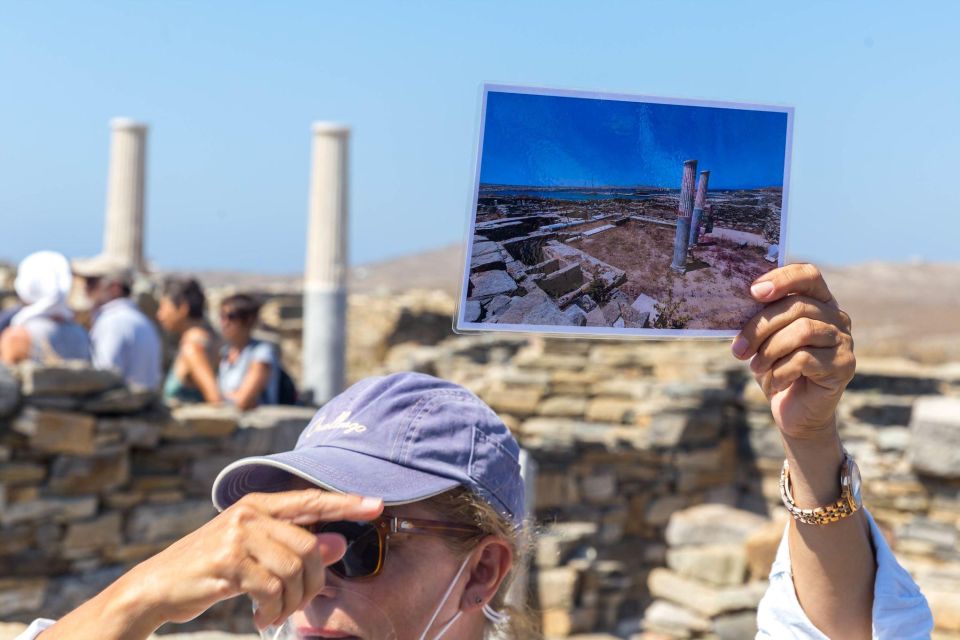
[{"xmin": 779, "ymin": 452, "xmax": 862, "ymax": 525}]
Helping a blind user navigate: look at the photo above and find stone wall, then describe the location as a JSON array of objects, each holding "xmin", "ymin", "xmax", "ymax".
[
  {"xmin": 2, "ymin": 288, "xmax": 959, "ymax": 638},
  {"xmin": 377, "ymin": 334, "xmax": 960, "ymax": 639},
  {"xmin": 0, "ymin": 361, "xmax": 316, "ymax": 633}
]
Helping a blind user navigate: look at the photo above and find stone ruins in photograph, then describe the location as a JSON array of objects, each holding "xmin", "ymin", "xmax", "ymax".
[{"xmin": 465, "ymin": 161, "xmax": 783, "ymax": 331}]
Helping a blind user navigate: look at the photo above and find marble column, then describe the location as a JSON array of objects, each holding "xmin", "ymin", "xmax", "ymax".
[
  {"xmin": 670, "ymin": 160, "xmax": 697, "ymax": 273},
  {"xmin": 302, "ymin": 123, "xmax": 349, "ymax": 405},
  {"xmin": 704, "ymin": 203, "xmax": 715, "ymax": 234},
  {"xmin": 688, "ymin": 170, "xmax": 710, "ymax": 248},
  {"xmin": 102, "ymin": 118, "xmax": 148, "ymax": 270}
]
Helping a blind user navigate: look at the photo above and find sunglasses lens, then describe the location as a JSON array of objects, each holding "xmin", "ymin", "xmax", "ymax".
[{"xmin": 319, "ymin": 521, "xmax": 381, "ymax": 579}]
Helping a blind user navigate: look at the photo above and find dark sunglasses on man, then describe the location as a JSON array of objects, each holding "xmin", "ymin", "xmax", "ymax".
[{"xmin": 307, "ymin": 516, "xmax": 481, "ymax": 579}]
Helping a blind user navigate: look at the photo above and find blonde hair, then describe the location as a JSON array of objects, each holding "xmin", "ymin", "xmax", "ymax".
[{"xmin": 419, "ymin": 486, "xmax": 540, "ymax": 640}]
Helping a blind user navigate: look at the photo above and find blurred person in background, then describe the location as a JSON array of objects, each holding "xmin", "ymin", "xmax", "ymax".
[
  {"xmin": 156, "ymin": 276, "xmax": 221, "ymax": 404},
  {"xmin": 218, "ymin": 293, "xmax": 280, "ymax": 410},
  {"xmin": 73, "ymin": 256, "xmax": 162, "ymax": 389},
  {"xmin": 0, "ymin": 251, "xmax": 90, "ymax": 365}
]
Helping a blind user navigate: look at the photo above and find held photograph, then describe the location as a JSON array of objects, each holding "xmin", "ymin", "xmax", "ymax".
[{"xmin": 458, "ymin": 85, "xmax": 794, "ymax": 337}]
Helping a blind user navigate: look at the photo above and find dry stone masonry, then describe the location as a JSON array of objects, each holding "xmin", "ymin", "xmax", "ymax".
[{"xmin": 1, "ymin": 290, "xmax": 959, "ymax": 638}]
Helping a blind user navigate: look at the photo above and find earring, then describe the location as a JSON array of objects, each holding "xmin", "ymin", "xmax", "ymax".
[{"xmin": 475, "ymin": 596, "xmax": 483, "ymax": 604}]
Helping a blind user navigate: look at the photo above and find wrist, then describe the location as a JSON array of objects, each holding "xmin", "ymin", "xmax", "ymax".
[
  {"xmin": 781, "ymin": 420, "xmax": 845, "ymax": 508},
  {"xmin": 101, "ymin": 567, "xmax": 169, "ymax": 636}
]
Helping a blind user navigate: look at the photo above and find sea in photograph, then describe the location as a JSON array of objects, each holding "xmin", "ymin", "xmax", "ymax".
[{"xmin": 478, "ymin": 186, "xmax": 661, "ymax": 202}]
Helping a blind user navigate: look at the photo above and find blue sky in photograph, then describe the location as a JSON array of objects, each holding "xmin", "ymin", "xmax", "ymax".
[
  {"xmin": 480, "ymin": 90, "xmax": 788, "ymax": 190},
  {"xmin": 1, "ymin": 1, "xmax": 958, "ymax": 270}
]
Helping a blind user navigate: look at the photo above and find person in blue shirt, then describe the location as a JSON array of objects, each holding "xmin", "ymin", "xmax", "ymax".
[
  {"xmin": 72, "ymin": 256, "xmax": 162, "ymax": 390},
  {"xmin": 217, "ymin": 293, "xmax": 280, "ymax": 410},
  {"xmin": 19, "ymin": 264, "xmax": 932, "ymax": 640}
]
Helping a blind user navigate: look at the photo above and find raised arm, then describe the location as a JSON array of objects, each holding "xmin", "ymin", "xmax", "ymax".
[
  {"xmin": 180, "ymin": 328, "xmax": 222, "ymax": 404},
  {"xmin": 733, "ymin": 263, "xmax": 873, "ymax": 639},
  {"xmin": 37, "ymin": 491, "xmax": 382, "ymax": 639}
]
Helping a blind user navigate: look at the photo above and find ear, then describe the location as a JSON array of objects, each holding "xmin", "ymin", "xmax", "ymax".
[{"xmin": 459, "ymin": 536, "xmax": 513, "ymax": 612}]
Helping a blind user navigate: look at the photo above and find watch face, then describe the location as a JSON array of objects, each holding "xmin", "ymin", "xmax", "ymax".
[{"xmin": 850, "ymin": 459, "xmax": 862, "ymax": 506}]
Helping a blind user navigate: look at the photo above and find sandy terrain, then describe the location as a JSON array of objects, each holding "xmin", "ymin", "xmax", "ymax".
[{"xmin": 569, "ymin": 221, "xmax": 768, "ymax": 329}]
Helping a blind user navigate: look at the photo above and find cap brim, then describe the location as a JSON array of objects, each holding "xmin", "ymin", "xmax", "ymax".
[{"xmin": 211, "ymin": 447, "xmax": 462, "ymax": 512}]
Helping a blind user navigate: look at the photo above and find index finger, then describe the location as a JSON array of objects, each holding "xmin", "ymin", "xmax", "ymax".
[
  {"xmin": 749, "ymin": 263, "xmax": 836, "ymax": 307},
  {"xmin": 241, "ymin": 489, "xmax": 384, "ymax": 525}
]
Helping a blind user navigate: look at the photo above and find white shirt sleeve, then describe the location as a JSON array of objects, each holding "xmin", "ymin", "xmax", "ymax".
[
  {"xmin": 13, "ymin": 618, "xmax": 55, "ymax": 640},
  {"xmin": 756, "ymin": 508, "xmax": 933, "ymax": 639}
]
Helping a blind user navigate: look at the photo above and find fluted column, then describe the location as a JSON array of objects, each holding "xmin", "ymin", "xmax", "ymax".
[
  {"xmin": 103, "ymin": 118, "xmax": 148, "ymax": 270},
  {"xmin": 302, "ymin": 122, "xmax": 349, "ymax": 405},
  {"xmin": 688, "ymin": 170, "xmax": 710, "ymax": 247},
  {"xmin": 670, "ymin": 160, "xmax": 697, "ymax": 273}
]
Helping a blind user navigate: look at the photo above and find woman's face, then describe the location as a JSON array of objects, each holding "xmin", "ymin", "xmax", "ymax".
[
  {"xmin": 284, "ymin": 482, "xmax": 486, "ymax": 640},
  {"xmin": 156, "ymin": 296, "xmax": 188, "ymax": 333},
  {"xmin": 219, "ymin": 306, "xmax": 251, "ymax": 345}
]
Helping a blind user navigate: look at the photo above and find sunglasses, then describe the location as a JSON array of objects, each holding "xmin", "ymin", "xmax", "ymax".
[
  {"xmin": 307, "ymin": 515, "xmax": 481, "ymax": 579},
  {"xmin": 220, "ymin": 310, "xmax": 245, "ymax": 322}
]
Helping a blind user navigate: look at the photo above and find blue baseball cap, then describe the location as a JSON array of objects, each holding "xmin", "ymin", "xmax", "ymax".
[{"xmin": 211, "ymin": 372, "xmax": 525, "ymax": 527}]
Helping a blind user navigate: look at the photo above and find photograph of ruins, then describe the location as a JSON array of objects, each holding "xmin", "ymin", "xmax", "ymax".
[{"xmin": 458, "ymin": 86, "xmax": 792, "ymax": 335}]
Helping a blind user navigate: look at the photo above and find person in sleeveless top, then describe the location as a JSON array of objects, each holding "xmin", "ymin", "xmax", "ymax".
[
  {"xmin": 0, "ymin": 251, "xmax": 90, "ymax": 366},
  {"xmin": 217, "ymin": 293, "xmax": 279, "ymax": 410},
  {"xmin": 156, "ymin": 277, "xmax": 221, "ymax": 404}
]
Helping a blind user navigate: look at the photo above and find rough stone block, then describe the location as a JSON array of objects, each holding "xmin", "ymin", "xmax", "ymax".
[
  {"xmin": 586, "ymin": 397, "xmax": 636, "ymax": 424},
  {"xmin": 645, "ymin": 495, "xmax": 690, "ymax": 528},
  {"xmin": 665, "ymin": 504, "xmax": 768, "ymax": 547},
  {"xmin": 539, "ymin": 263, "xmax": 584, "ymax": 297},
  {"xmin": 712, "ymin": 611, "xmax": 759, "ymax": 640},
  {"xmin": 0, "ymin": 462, "xmax": 46, "ymax": 485},
  {"xmin": 126, "ymin": 500, "xmax": 216, "ymax": 544},
  {"xmin": 484, "ymin": 388, "xmax": 543, "ymax": 417},
  {"xmin": 62, "ymin": 512, "xmax": 123, "ymax": 555},
  {"xmin": 18, "ymin": 361, "xmax": 123, "ymax": 396},
  {"xmin": 535, "ymin": 521, "xmax": 598, "ymax": 568},
  {"xmin": 647, "ymin": 408, "xmax": 723, "ymax": 448},
  {"xmin": 666, "ymin": 544, "xmax": 747, "ymax": 586},
  {"xmin": 0, "ymin": 578, "xmax": 45, "ymax": 617},
  {"xmin": 0, "ymin": 495, "xmax": 97, "ymax": 526},
  {"xmin": 580, "ymin": 471, "xmax": 617, "ymax": 503},
  {"xmin": 470, "ymin": 248, "xmax": 506, "ymax": 273},
  {"xmin": 49, "ymin": 446, "xmax": 129, "ymax": 495},
  {"xmin": 535, "ymin": 471, "xmax": 580, "ymax": 510},
  {"xmin": 538, "ymin": 395, "xmax": 588, "ymax": 417},
  {"xmin": 97, "ymin": 415, "xmax": 163, "ymax": 448},
  {"xmin": 909, "ymin": 396, "xmax": 960, "ymax": 478},
  {"xmin": 562, "ymin": 304, "xmax": 588, "ymax": 326},
  {"xmin": 744, "ymin": 512, "xmax": 788, "ymax": 580},
  {"xmin": 164, "ymin": 404, "xmax": 240, "ymax": 439},
  {"xmin": 642, "ymin": 599, "xmax": 710, "ymax": 636},
  {"xmin": 469, "ymin": 269, "xmax": 518, "ymax": 300},
  {"xmin": 11, "ymin": 407, "xmax": 96, "ymax": 455},
  {"xmin": 463, "ymin": 300, "xmax": 481, "ymax": 322},
  {"xmin": 648, "ymin": 568, "xmax": 767, "ymax": 617},
  {"xmin": 536, "ymin": 566, "xmax": 580, "ymax": 610},
  {"xmin": 494, "ymin": 287, "xmax": 568, "ymax": 326},
  {"xmin": 631, "ymin": 294, "xmax": 661, "ymax": 326},
  {"xmin": 0, "ymin": 365, "xmax": 20, "ymax": 417},
  {"xmin": 81, "ymin": 387, "xmax": 157, "ymax": 414}
]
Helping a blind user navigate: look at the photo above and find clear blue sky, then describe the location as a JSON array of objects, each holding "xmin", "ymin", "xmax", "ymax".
[
  {"xmin": 480, "ymin": 89, "xmax": 788, "ymax": 189},
  {"xmin": 1, "ymin": 1, "xmax": 958, "ymax": 272}
]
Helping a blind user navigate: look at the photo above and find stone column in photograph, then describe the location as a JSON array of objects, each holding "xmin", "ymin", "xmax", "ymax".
[
  {"xmin": 102, "ymin": 118, "xmax": 149, "ymax": 271},
  {"xmin": 670, "ymin": 160, "xmax": 698, "ymax": 273},
  {"xmin": 688, "ymin": 170, "xmax": 710, "ymax": 247},
  {"xmin": 302, "ymin": 123, "xmax": 349, "ymax": 405}
]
